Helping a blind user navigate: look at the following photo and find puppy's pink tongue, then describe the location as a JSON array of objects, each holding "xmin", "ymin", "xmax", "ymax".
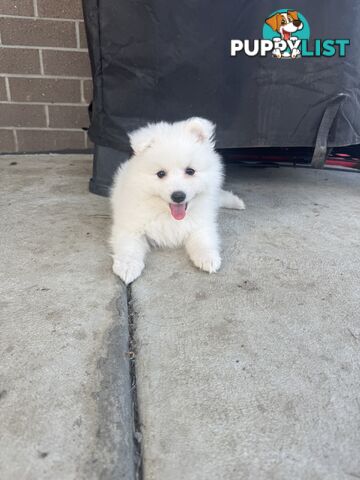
[
  {"xmin": 283, "ymin": 31, "xmax": 291, "ymax": 41},
  {"xmin": 169, "ymin": 203, "xmax": 186, "ymax": 220}
]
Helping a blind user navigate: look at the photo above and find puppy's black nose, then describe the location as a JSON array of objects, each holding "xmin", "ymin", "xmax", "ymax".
[
  {"xmin": 171, "ymin": 191, "xmax": 186, "ymax": 203},
  {"xmin": 293, "ymin": 19, "xmax": 301, "ymax": 27}
]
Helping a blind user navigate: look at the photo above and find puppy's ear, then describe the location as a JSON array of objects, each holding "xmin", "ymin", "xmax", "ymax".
[
  {"xmin": 287, "ymin": 10, "xmax": 299, "ymax": 21},
  {"xmin": 183, "ymin": 117, "xmax": 216, "ymax": 145},
  {"xmin": 265, "ymin": 13, "xmax": 281, "ymax": 31},
  {"xmin": 128, "ymin": 124, "xmax": 155, "ymax": 155}
]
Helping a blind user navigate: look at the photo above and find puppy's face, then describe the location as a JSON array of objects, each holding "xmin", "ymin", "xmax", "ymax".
[
  {"xmin": 129, "ymin": 118, "xmax": 222, "ymax": 220},
  {"xmin": 266, "ymin": 10, "xmax": 303, "ymax": 40}
]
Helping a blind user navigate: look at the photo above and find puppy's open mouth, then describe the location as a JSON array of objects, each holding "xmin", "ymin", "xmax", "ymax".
[
  {"xmin": 169, "ymin": 203, "xmax": 188, "ymax": 221},
  {"xmin": 283, "ymin": 30, "xmax": 291, "ymax": 41},
  {"xmin": 282, "ymin": 30, "xmax": 291, "ymax": 41}
]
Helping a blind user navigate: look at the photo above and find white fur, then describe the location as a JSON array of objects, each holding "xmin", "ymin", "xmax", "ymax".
[{"xmin": 110, "ymin": 117, "xmax": 245, "ymax": 284}]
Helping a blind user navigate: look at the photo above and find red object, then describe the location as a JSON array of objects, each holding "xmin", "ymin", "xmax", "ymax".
[
  {"xmin": 326, "ymin": 156, "xmax": 360, "ymax": 169},
  {"xmin": 222, "ymin": 148, "xmax": 360, "ymax": 171}
]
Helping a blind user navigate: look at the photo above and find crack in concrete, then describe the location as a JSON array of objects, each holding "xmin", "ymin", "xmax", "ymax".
[
  {"xmin": 126, "ymin": 285, "xmax": 143, "ymax": 480},
  {"xmin": 86, "ymin": 294, "xmax": 137, "ymax": 480}
]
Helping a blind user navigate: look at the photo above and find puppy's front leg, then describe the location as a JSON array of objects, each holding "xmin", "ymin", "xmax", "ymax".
[
  {"xmin": 272, "ymin": 48, "xmax": 282, "ymax": 59},
  {"xmin": 111, "ymin": 231, "xmax": 149, "ymax": 284},
  {"xmin": 185, "ymin": 227, "xmax": 221, "ymax": 274}
]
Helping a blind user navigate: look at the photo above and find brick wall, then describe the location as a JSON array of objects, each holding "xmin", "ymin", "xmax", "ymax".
[{"xmin": 0, "ymin": 0, "xmax": 92, "ymax": 153}]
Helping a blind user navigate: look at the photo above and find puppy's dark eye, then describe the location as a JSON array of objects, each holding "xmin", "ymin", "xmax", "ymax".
[
  {"xmin": 185, "ymin": 168, "xmax": 195, "ymax": 176},
  {"xmin": 156, "ymin": 170, "xmax": 166, "ymax": 178}
]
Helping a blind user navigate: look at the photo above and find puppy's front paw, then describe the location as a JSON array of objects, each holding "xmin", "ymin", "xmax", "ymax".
[
  {"xmin": 272, "ymin": 48, "xmax": 282, "ymax": 59},
  {"xmin": 112, "ymin": 256, "xmax": 144, "ymax": 284},
  {"xmin": 232, "ymin": 196, "xmax": 246, "ymax": 210},
  {"xmin": 191, "ymin": 251, "xmax": 221, "ymax": 274}
]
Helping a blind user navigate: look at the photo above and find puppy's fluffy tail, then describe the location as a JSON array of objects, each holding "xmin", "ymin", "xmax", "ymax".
[{"xmin": 220, "ymin": 190, "xmax": 246, "ymax": 210}]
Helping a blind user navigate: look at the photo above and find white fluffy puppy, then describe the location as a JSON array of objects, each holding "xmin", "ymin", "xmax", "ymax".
[{"xmin": 110, "ymin": 117, "xmax": 245, "ymax": 284}]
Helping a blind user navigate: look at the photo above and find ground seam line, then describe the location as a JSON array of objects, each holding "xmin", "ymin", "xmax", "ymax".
[
  {"xmin": 127, "ymin": 286, "xmax": 143, "ymax": 480},
  {"xmin": 126, "ymin": 285, "xmax": 144, "ymax": 480}
]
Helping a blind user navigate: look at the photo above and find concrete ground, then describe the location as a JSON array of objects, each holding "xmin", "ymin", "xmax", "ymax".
[
  {"xmin": 132, "ymin": 165, "xmax": 360, "ymax": 480},
  {"xmin": 1, "ymin": 155, "xmax": 360, "ymax": 480},
  {"xmin": 0, "ymin": 155, "xmax": 135, "ymax": 480}
]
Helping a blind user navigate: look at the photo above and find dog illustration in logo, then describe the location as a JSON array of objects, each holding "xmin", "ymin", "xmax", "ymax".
[{"xmin": 266, "ymin": 10, "xmax": 303, "ymax": 58}]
